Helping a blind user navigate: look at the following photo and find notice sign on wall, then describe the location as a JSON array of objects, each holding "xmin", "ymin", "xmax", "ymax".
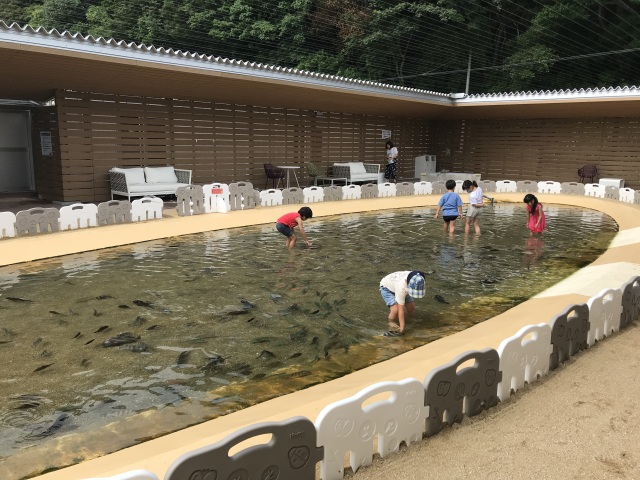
[
  {"xmin": 381, "ymin": 129, "xmax": 392, "ymax": 139},
  {"xmin": 40, "ymin": 131, "xmax": 52, "ymax": 156}
]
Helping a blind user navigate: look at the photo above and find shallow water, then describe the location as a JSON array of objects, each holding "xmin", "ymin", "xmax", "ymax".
[{"xmin": 0, "ymin": 204, "xmax": 617, "ymax": 478}]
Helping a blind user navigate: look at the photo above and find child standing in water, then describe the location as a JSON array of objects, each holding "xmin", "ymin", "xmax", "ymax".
[
  {"xmin": 523, "ymin": 193, "xmax": 546, "ymax": 236},
  {"xmin": 434, "ymin": 179, "xmax": 463, "ymax": 234},
  {"xmin": 462, "ymin": 179, "xmax": 484, "ymax": 234},
  {"xmin": 276, "ymin": 206, "xmax": 313, "ymax": 249}
]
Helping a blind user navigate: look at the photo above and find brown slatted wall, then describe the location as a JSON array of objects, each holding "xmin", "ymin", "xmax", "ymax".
[
  {"xmin": 52, "ymin": 90, "xmax": 431, "ymax": 201},
  {"xmin": 431, "ymin": 117, "xmax": 640, "ymax": 189},
  {"xmin": 31, "ymin": 106, "xmax": 63, "ymax": 200}
]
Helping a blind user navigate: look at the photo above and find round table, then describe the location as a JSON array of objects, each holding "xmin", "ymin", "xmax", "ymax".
[{"xmin": 277, "ymin": 166, "xmax": 301, "ymax": 189}]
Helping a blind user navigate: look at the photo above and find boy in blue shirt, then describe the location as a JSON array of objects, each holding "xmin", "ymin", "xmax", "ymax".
[{"xmin": 434, "ymin": 179, "xmax": 463, "ymax": 234}]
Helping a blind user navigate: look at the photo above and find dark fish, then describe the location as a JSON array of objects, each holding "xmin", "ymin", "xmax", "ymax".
[
  {"xmin": 258, "ymin": 350, "xmax": 276, "ymax": 360},
  {"xmin": 72, "ymin": 332, "xmax": 82, "ymax": 339},
  {"xmin": 84, "ymin": 338, "xmax": 95, "ymax": 345},
  {"xmin": 269, "ymin": 293, "xmax": 284, "ymax": 303},
  {"xmin": 94, "ymin": 325, "xmax": 109, "ymax": 333},
  {"xmin": 32, "ymin": 338, "xmax": 43, "ymax": 347},
  {"xmin": 310, "ymin": 336, "xmax": 319, "ymax": 346},
  {"xmin": 252, "ymin": 337, "xmax": 275, "ymax": 344},
  {"xmin": 80, "ymin": 359, "xmax": 90, "ymax": 367},
  {"xmin": 290, "ymin": 327, "xmax": 307, "ymax": 342},
  {"xmin": 308, "ymin": 309, "xmax": 320, "ymax": 315},
  {"xmin": 101, "ymin": 332, "xmax": 140, "ymax": 347},
  {"xmin": 27, "ymin": 413, "xmax": 70, "ymax": 439},
  {"xmin": 435, "ymin": 295, "xmax": 450, "ymax": 304},
  {"xmin": 201, "ymin": 355, "xmax": 225, "ymax": 370},
  {"xmin": 287, "ymin": 370, "xmax": 311, "ymax": 378},
  {"xmin": 131, "ymin": 316, "xmax": 147, "ymax": 326},
  {"xmin": 49, "ymin": 310, "xmax": 63, "ymax": 315},
  {"xmin": 34, "ymin": 363, "xmax": 54, "ymax": 372},
  {"xmin": 120, "ymin": 342, "xmax": 150, "ymax": 353},
  {"xmin": 133, "ymin": 300, "xmax": 154, "ymax": 308},
  {"xmin": 39, "ymin": 350, "xmax": 52, "ymax": 358},
  {"xmin": 288, "ymin": 352, "xmax": 302, "ymax": 359},
  {"xmin": 252, "ymin": 373, "xmax": 267, "ymax": 380},
  {"xmin": 6, "ymin": 297, "xmax": 32, "ymax": 302},
  {"xmin": 176, "ymin": 350, "xmax": 190, "ymax": 364},
  {"xmin": 240, "ymin": 299, "xmax": 255, "ymax": 309},
  {"xmin": 93, "ymin": 309, "xmax": 102, "ymax": 317},
  {"xmin": 0, "ymin": 340, "xmax": 13, "ymax": 345},
  {"xmin": 146, "ymin": 325, "xmax": 160, "ymax": 331},
  {"xmin": 246, "ymin": 317, "xmax": 255, "ymax": 323},
  {"xmin": 96, "ymin": 295, "xmax": 113, "ymax": 300},
  {"xmin": 118, "ymin": 305, "xmax": 131, "ymax": 309}
]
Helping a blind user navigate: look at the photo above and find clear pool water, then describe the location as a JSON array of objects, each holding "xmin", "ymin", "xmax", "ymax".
[{"xmin": 0, "ymin": 204, "xmax": 617, "ymax": 478}]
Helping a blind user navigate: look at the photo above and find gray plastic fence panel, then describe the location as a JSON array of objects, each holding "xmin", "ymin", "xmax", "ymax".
[
  {"xmin": 228, "ymin": 182, "xmax": 257, "ymax": 211},
  {"xmin": 15, "ymin": 207, "xmax": 60, "ymax": 235},
  {"xmin": 604, "ymin": 186, "xmax": 620, "ymax": 200},
  {"xmin": 549, "ymin": 303, "xmax": 590, "ymax": 370},
  {"xmin": 360, "ymin": 183, "xmax": 379, "ymax": 199},
  {"xmin": 396, "ymin": 182, "xmax": 415, "ymax": 196},
  {"xmin": 635, "ymin": 191, "xmax": 640, "ymax": 206},
  {"xmin": 423, "ymin": 348, "xmax": 502, "ymax": 437},
  {"xmin": 164, "ymin": 417, "xmax": 323, "ymax": 480},
  {"xmin": 282, "ymin": 187, "xmax": 305, "ymax": 205},
  {"xmin": 323, "ymin": 185, "xmax": 343, "ymax": 202},
  {"xmin": 97, "ymin": 201, "xmax": 132, "ymax": 225},
  {"xmin": 561, "ymin": 182, "xmax": 586, "ymax": 195},
  {"xmin": 516, "ymin": 180, "xmax": 537, "ymax": 193},
  {"xmin": 430, "ymin": 181, "xmax": 447, "ymax": 195},
  {"xmin": 621, "ymin": 276, "xmax": 640, "ymax": 329},
  {"xmin": 176, "ymin": 185, "xmax": 206, "ymax": 216},
  {"xmin": 479, "ymin": 180, "xmax": 496, "ymax": 193},
  {"xmin": 253, "ymin": 189, "xmax": 261, "ymax": 207}
]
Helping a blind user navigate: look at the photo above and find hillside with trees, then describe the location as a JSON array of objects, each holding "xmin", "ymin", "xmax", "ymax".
[{"xmin": 1, "ymin": 0, "xmax": 639, "ymax": 93}]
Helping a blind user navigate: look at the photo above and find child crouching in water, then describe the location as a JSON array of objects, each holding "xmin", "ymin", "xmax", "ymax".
[
  {"xmin": 523, "ymin": 194, "xmax": 546, "ymax": 236},
  {"xmin": 276, "ymin": 207, "xmax": 313, "ymax": 249}
]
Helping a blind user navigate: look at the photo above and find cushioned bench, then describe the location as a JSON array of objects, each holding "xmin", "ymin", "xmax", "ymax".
[
  {"xmin": 110, "ymin": 166, "xmax": 192, "ymax": 201},
  {"xmin": 332, "ymin": 162, "xmax": 381, "ymax": 184}
]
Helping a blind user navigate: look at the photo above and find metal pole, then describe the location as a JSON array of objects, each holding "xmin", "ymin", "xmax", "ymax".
[{"xmin": 465, "ymin": 52, "xmax": 472, "ymax": 95}]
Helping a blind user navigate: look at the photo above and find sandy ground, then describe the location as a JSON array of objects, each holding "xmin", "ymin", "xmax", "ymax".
[{"xmin": 344, "ymin": 321, "xmax": 640, "ymax": 480}]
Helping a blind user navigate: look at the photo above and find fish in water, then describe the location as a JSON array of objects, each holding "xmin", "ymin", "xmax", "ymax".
[
  {"xmin": 240, "ymin": 299, "xmax": 255, "ymax": 310},
  {"xmin": 201, "ymin": 355, "xmax": 226, "ymax": 370},
  {"xmin": 258, "ymin": 350, "xmax": 276, "ymax": 360},
  {"xmin": 133, "ymin": 300, "xmax": 154, "ymax": 308},
  {"xmin": 118, "ymin": 305, "xmax": 131, "ymax": 309},
  {"xmin": 94, "ymin": 325, "xmax": 109, "ymax": 333},
  {"xmin": 84, "ymin": 338, "xmax": 95, "ymax": 345},
  {"xmin": 146, "ymin": 325, "xmax": 160, "ymax": 331},
  {"xmin": 27, "ymin": 413, "xmax": 70, "ymax": 439},
  {"xmin": 72, "ymin": 332, "xmax": 82, "ymax": 339},
  {"xmin": 287, "ymin": 370, "xmax": 312, "ymax": 379},
  {"xmin": 6, "ymin": 297, "xmax": 32, "ymax": 303},
  {"xmin": 34, "ymin": 363, "xmax": 54, "ymax": 372},
  {"xmin": 131, "ymin": 316, "xmax": 147, "ymax": 326},
  {"xmin": 176, "ymin": 350, "xmax": 190, "ymax": 364},
  {"xmin": 48, "ymin": 310, "xmax": 63, "ymax": 315},
  {"xmin": 100, "ymin": 332, "xmax": 140, "ymax": 347},
  {"xmin": 93, "ymin": 309, "xmax": 102, "ymax": 317},
  {"xmin": 435, "ymin": 295, "xmax": 450, "ymax": 304},
  {"xmin": 96, "ymin": 295, "xmax": 113, "ymax": 300}
]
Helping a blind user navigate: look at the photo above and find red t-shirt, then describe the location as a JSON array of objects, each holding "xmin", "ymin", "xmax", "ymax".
[{"xmin": 277, "ymin": 212, "xmax": 300, "ymax": 228}]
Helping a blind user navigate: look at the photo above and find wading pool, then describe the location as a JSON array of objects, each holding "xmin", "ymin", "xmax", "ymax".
[{"xmin": 0, "ymin": 204, "xmax": 617, "ymax": 478}]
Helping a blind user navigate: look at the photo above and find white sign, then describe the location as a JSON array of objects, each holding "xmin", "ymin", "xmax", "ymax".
[
  {"xmin": 381, "ymin": 129, "xmax": 392, "ymax": 139},
  {"xmin": 40, "ymin": 131, "xmax": 52, "ymax": 156}
]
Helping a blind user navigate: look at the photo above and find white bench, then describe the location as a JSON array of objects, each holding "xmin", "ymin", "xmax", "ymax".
[
  {"xmin": 110, "ymin": 166, "xmax": 192, "ymax": 201},
  {"xmin": 332, "ymin": 162, "xmax": 381, "ymax": 184}
]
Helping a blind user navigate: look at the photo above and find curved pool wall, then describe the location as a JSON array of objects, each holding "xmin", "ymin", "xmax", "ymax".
[{"xmin": 1, "ymin": 193, "xmax": 639, "ymax": 480}]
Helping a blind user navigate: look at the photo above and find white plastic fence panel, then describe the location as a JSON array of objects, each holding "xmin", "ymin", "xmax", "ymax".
[
  {"xmin": 82, "ymin": 470, "xmax": 160, "ymax": 480},
  {"xmin": 537, "ymin": 181, "xmax": 562, "ymax": 194},
  {"xmin": 454, "ymin": 180, "xmax": 464, "ymax": 193},
  {"xmin": 584, "ymin": 183, "xmax": 606, "ymax": 198},
  {"xmin": 303, "ymin": 186, "xmax": 324, "ymax": 203},
  {"xmin": 259, "ymin": 188, "xmax": 284, "ymax": 206},
  {"xmin": 497, "ymin": 323, "xmax": 553, "ymax": 401},
  {"xmin": 316, "ymin": 378, "xmax": 427, "ymax": 480},
  {"xmin": 377, "ymin": 183, "xmax": 397, "ymax": 198},
  {"xmin": 495, "ymin": 180, "xmax": 517, "ymax": 193},
  {"xmin": 0, "ymin": 211, "xmax": 16, "ymax": 238},
  {"xmin": 203, "ymin": 183, "xmax": 230, "ymax": 213},
  {"xmin": 413, "ymin": 181, "xmax": 432, "ymax": 195},
  {"xmin": 619, "ymin": 187, "xmax": 636, "ymax": 204},
  {"xmin": 586, "ymin": 287, "xmax": 623, "ymax": 346},
  {"xmin": 131, "ymin": 197, "xmax": 163, "ymax": 222},
  {"xmin": 59, "ymin": 203, "xmax": 98, "ymax": 230},
  {"xmin": 342, "ymin": 184, "xmax": 362, "ymax": 200}
]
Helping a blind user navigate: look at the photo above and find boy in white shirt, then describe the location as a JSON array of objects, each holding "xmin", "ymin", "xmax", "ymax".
[{"xmin": 379, "ymin": 270, "xmax": 426, "ymax": 337}]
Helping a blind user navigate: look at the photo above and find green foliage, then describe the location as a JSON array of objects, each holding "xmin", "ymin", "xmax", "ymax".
[{"xmin": 1, "ymin": 0, "xmax": 638, "ymax": 93}]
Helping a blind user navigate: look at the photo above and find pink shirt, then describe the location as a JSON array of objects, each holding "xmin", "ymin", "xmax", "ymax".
[{"xmin": 277, "ymin": 212, "xmax": 300, "ymax": 229}]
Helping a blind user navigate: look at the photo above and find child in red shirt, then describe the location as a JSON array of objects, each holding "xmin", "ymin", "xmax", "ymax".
[{"xmin": 276, "ymin": 206, "xmax": 313, "ymax": 249}]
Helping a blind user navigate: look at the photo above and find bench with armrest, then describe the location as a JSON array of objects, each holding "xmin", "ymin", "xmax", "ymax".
[
  {"xmin": 110, "ymin": 166, "xmax": 192, "ymax": 201},
  {"xmin": 332, "ymin": 162, "xmax": 381, "ymax": 184}
]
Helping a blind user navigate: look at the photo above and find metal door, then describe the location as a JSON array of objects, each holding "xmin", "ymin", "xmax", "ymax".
[{"xmin": 0, "ymin": 111, "xmax": 34, "ymax": 192}]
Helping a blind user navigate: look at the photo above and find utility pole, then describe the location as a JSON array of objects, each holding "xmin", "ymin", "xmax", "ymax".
[{"xmin": 465, "ymin": 52, "xmax": 472, "ymax": 95}]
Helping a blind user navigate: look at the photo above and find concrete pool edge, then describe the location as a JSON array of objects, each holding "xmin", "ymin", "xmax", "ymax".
[{"xmin": 3, "ymin": 193, "xmax": 637, "ymax": 479}]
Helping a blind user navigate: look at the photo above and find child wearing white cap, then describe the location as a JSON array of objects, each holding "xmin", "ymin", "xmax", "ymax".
[{"xmin": 379, "ymin": 270, "xmax": 426, "ymax": 337}]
